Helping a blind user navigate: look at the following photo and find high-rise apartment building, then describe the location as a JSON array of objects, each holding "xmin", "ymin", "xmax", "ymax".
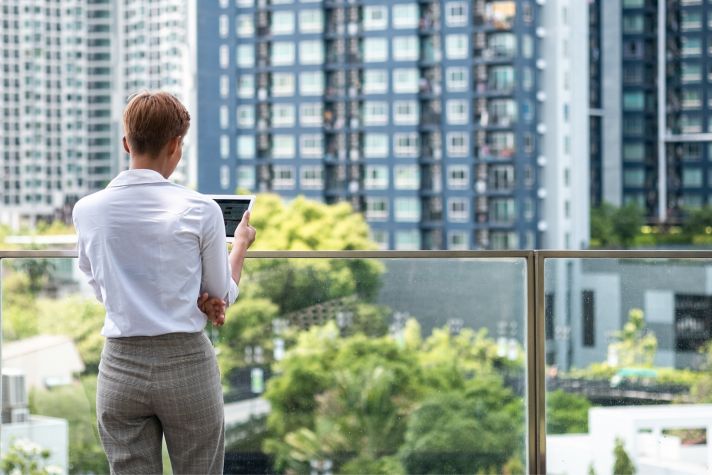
[
  {"xmin": 0, "ymin": 0, "xmax": 113, "ymax": 227},
  {"xmin": 197, "ymin": 0, "xmax": 589, "ymax": 250},
  {"xmin": 592, "ymin": 0, "xmax": 712, "ymax": 224},
  {"xmin": 115, "ymin": 0, "xmax": 196, "ymax": 186}
]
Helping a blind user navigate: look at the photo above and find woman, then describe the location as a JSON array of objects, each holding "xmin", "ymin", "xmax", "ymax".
[{"xmin": 73, "ymin": 91, "xmax": 256, "ymax": 474}]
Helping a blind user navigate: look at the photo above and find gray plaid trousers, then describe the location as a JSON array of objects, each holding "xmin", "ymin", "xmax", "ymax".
[{"xmin": 97, "ymin": 332, "xmax": 224, "ymax": 475}]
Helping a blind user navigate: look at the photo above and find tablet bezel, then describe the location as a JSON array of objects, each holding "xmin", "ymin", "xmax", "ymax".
[{"xmin": 208, "ymin": 194, "xmax": 256, "ymax": 240}]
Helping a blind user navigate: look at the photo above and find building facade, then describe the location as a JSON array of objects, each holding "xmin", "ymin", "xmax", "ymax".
[
  {"xmin": 0, "ymin": 0, "xmax": 195, "ymax": 229},
  {"xmin": 0, "ymin": 0, "xmax": 114, "ymax": 227},
  {"xmin": 197, "ymin": 0, "xmax": 589, "ymax": 250},
  {"xmin": 593, "ymin": 0, "xmax": 712, "ymax": 224}
]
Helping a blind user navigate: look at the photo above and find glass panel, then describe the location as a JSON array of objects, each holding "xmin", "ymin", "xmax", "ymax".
[
  {"xmin": 545, "ymin": 258, "xmax": 712, "ymax": 475},
  {"xmin": 2, "ymin": 256, "xmax": 529, "ymax": 474}
]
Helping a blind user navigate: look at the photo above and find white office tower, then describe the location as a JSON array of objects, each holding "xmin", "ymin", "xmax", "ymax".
[
  {"xmin": 0, "ymin": 0, "xmax": 114, "ymax": 228},
  {"xmin": 540, "ymin": 0, "xmax": 590, "ymax": 250},
  {"xmin": 116, "ymin": 0, "xmax": 196, "ymax": 188}
]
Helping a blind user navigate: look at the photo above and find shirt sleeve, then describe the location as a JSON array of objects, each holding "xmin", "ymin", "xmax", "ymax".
[
  {"xmin": 200, "ymin": 201, "xmax": 239, "ymax": 305},
  {"xmin": 73, "ymin": 209, "xmax": 104, "ymax": 303}
]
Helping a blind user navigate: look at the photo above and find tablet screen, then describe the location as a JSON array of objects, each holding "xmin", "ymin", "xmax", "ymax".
[{"xmin": 213, "ymin": 197, "xmax": 253, "ymax": 237}]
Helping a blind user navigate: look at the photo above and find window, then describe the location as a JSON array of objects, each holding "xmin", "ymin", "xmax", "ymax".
[
  {"xmin": 446, "ymin": 34, "xmax": 468, "ymax": 59},
  {"xmin": 393, "ymin": 3, "xmax": 419, "ymax": 29},
  {"xmin": 220, "ymin": 75, "xmax": 229, "ymax": 97},
  {"xmin": 448, "ymin": 198, "xmax": 469, "ymax": 222},
  {"xmin": 300, "ymin": 134, "xmax": 323, "ymax": 157},
  {"xmin": 623, "ymin": 91, "xmax": 645, "ymax": 111},
  {"xmin": 364, "ymin": 165, "xmax": 389, "ymax": 189},
  {"xmin": 220, "ymin": 166, "xmax": 231, "ymax": 190},
  {"xmin": 220, "ymin": 45, "xmax": 230, "ymax": 69},
  {"xmin": 623, "ymin": 143, "xmax": 645, "ymax": 161},
  {"xmin": 300, "ymin": 166, "xmax": 324, "ymax": 189},
  {"xmin": 220, "ymin": 135, "xmax": 230, "ymax": 158},
  {"xmin": 447, "ymin": 132, "xmax": 469, "ymax": 156},
  {"xmin": 393, "ymin": 101, "xmax": 419, "ymax": 125},
  {"xmin": 237, "ymin": 105, "xmax": 254, "ymax": 128},
  {"xmin": 272, "ymin": 73, "xmax": 295, "ymax": 96},
  {"xmin": 580, "ymin": 290, "xmax": 595, "ymax": 347},
  {"xmin": 490, "ymin": 165, "xmax": 515, "ymax": 190},
  {"xmin": 491, "ymin": 198, "xmax": 516, "ymax": 223},
  {"xmin": 489, "ymin": 33, "xmax": 516, "ymax": 58},
  {"xmin": 273, "ymin": 135, "xmax": 296, "ymax": 158},
  {"xmin": 363, "ymin": 70, "xmax": 388, "ymax": 94},
  {"xmin": 445, "ymin": 2, "xmax": 467, "ymax": 27},
  {"xmin": 682, "ymin": 36, "xmax": 702, "ymax": 56},
  {"xmin": 364, "ymin": 134, "xmax": 389, "ymax": 158},
  {"xmin": 622, "ymin": 14, "xmax": 644, "ymax": 33},
  {"xmin": 446, "ymin": 67, "xmax": 468, "ymax": 92},
  {"xmin": 238, "ymin": 75, "xmax": 255, "ymax": 98},
  {"xmin": 680, "ymin": 114, "xmax": 702, "ymax": 133},
  {"xmin": 393, "ymin": 36, "xmax": 419, "ymax": 61},
  {"xmin": 371, "ymin": 230, "xmax": 389, "ymax": 250},
  {"xmin": 394, "ymin": 165, "xmax": 420, "ymax": 189},
  {"xmin": 392, "ymin": 68, "xmax": 418, "ymax": 93},
  {"xmin": 681, "ymin": 10, "xmax": 702, "ymax": 30},
  {"xmin": 236, "ymin": 44, "xmax": 254, "ymax": 67},
  {"xmin": 448, "ymin": 231, "xmax": 468, "ymax": 250},
  {"xmin": 395, "ymin": 197, "xmax": 421, "ymax": 222},
  {"xmin": 682, "ymin": 62, "xmax": 702, "ymax": 82},
  {"xmin": 300, "ymin": 103, "xmax": 322, "ymax": 126},
  {"xmin": 220, "ymin": 106, "xmax": 229, "ymax": 129},
  {"xmin": 236, "ymin": 14, "xmax": 254, "ymax": 37},
  {"xmin": 682, "ymin": 168, "xmax": 703, "ymax": 187},
  {"xmin": 545, "ymin": 294, "xmax": 554, "ymax": 340},
  {"xmin": 273, "ymin": 166, "xmax": 295, "ymax": 189},
  {"xmin": 395, "ymin": 230, "xmax": 421, "ymax": 250},
  {"xmin": 675, "ymin": 295, "xmax": 712, "ymax": 351},
  {"xmin": 363, "ymin": 38, "xmax": 388, "ymax": 62},
  {"xmin": 363, "ymin": 5, "xmax": 388, "ymax": 30},
  {"xmin": 299, "ymin": 10, "xmax": 323, "ymax": 33},
  {"xmin": 447, "ymin": 165, "xmax": 469, "ymax": 189},
  {"xmin": 272, "ymin": 104, "xmax": 295, "ymax": 127},
  {"xmin": 272, "ymin": 42, "xmax": 295, "ymax": 66},
  {"xmin": 394, "ymin": 133, "xmax": 419, "ymax": 157},
  {"xmin": 489, "ymin": 65, "xmax": 515, "ymax": 91},
  {"xmin": 681, "ymin": 143, "xmax": 702, "ymax": 161},
  {"xmin": 446, "ymin": 100, "xmax": 468, "ymax": 124},
  {"xmin": 237, "ymin": 166, "xmax": 255, "ymax": 190},
  {"xmin": 363, "ymin": 101, "xmax": 389, "ymax": 125},
  {"xmin": 271, "ymin": 11, "xmax": 295, "ymax": 34},
  {"xmin": 299, "ymin": 40, "xmax": 323, "ymax": 64},
  {"xmin": 299, "ymin": 71, "xmax": 324, "ymax": 95},
  {"xmin": 365, "ymin": 197, "xmax": 388, "ymax": 220},
  {"xmin": 219, "ymin": 15, "xmax": 229, "ymax": 38},
  {"xmin": 623, "ymin": 169, "xmax": 645, "ymax": 187},
  {"xmin": 237, "ymin": 135, "xmax": 255, "ymax": 158}
]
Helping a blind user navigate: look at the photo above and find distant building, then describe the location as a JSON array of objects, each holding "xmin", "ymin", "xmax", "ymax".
[
  {"xmin": 590, "ymin": 0, "xmax": 712, "ymax": 224},
  {"xmin": 196, "ymin": 0, "xmax": 590, "ymax": 250},
  {"xmin": 3, "ymin": 335, "xmax": 85, "ymax": 389},
  {"xmin": 546, "ymin": 258, "xmax": 712, "ymax": 371},
  {"xmin": 548, "ymin": 404, "xmax": 712, "ymax": 475}
]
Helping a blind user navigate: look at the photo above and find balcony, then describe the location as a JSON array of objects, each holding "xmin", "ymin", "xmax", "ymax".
[{"xmin": 2, "ymin": 250, "xmax": 712, "ymax": 475}]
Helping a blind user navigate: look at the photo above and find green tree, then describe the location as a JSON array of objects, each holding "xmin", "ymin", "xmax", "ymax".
[
  {"xmin": 398, "ymin": 376, "xmax": 523, "ymax": 475},
  {"xmin": 612, "ymin": 203, "xmax": 645, "ymax": 248},
  {"xmin": 547, "ymin": 390, "xmax": 591, "ymax": 434},
  {"xmin": 590, "ymin": 203, "xmax": 617, "ymax": 247},
  {"xmin": 691, "ymin": 342, "xmax": 712, "ymax": 402},
  {"xmin": 1, "ymin": 271, "xmax": 40, "ymax": 340},
  {"xmin": 30, "ymin": 376, "xmax": 108, "ymax": 474},
  {"xmin": 681, "ymin": 205, "xmax": 712, "ymax": 238},
  {"xmin": 612, "ymin": 437, "xmax": 635, "ymax": 475},
  {"xmin": 609, "ymin": 308, "xmax": 657, "ymax": 368},
  {"xmin": 35, "ymin": 296, "xmax": 105, "ymax": 373}
]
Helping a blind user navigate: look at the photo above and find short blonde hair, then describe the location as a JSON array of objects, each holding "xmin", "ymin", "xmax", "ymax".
[{"xmin": 123, "ymin": 91, "xmax": 190, "ymax": 157}]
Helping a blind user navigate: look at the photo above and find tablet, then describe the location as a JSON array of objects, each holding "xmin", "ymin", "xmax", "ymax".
[{"xmin": 209, "ymin": 194, "xmax": 255, "ymax": 238}]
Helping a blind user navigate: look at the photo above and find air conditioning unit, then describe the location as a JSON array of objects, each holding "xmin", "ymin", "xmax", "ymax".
[{"xmin": 1, "ymin": 369, "xmax": 28, "ymax": 424}]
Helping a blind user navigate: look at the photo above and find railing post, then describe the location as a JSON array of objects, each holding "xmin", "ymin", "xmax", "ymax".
[{"xmin": 527, "ymin": 251, "xmax": 546, "ymax": 474}]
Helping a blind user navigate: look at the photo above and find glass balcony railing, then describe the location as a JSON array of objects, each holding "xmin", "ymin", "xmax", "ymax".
[{"xmin": 2, "ymin": 250, "xmax": 712, "ymax": 475}]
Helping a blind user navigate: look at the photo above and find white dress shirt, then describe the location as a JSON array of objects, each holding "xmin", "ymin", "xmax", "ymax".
[{"xmin": 72, "ymin": 169, "xmax": 238, "ymax": 337}]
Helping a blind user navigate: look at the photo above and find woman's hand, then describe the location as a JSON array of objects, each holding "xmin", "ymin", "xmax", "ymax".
[
  {"xmin": 197, "ymin": 292, "xmax": 226, "ymax": 326},
  {"xmin": 234, "ymin": 210, "xmax": 256, "ymax": 249}
]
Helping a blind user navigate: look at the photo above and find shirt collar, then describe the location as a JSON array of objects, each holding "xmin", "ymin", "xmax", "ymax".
[{"xmin": 108, "ymin": 169, "xmax": 169, "ymax": 188}]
